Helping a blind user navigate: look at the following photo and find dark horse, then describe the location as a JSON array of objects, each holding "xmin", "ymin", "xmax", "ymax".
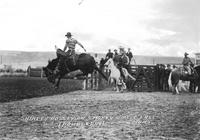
[
  {"xmin": 43, "ymin": 49, "xmax": 108, "ymax": 88},
  {"xmin": 168, "ymin": 65, "xmax": 200, "ymax": 94}
]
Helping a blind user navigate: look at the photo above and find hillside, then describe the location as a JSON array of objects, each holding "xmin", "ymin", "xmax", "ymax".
[{"xmin": 0, "ymin": 50, "xmax": 194, "ymax": 70}]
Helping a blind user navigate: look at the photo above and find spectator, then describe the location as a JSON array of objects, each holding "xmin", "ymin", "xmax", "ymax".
[
  {"xmin": 114, "ymin": 49, "xmax": 118, "ymax": 56},
  {"xmin": 126, "ymin": 48, "xmax": 133, "ymax": 64},
  {"xmin": 106, "ymin": 49, "xmax": 113, "ymax": 59}
]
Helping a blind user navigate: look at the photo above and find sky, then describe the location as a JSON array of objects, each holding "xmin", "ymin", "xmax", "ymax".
[{"xmin": 0, "ymin": 0, "xmax": 200, "ymax": 56}]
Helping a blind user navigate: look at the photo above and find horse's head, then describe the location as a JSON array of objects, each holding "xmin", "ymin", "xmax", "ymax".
[
  {"xmin": 43, "ymin": 58, "xmax": 59, "ymax": 83},
  {"xmin": 194, "ymin": 65, "xmax": 200, "ymax": 78},
  {"xmin": 104, "ymin": 58, "xmax": 115, "ymax": 69}
]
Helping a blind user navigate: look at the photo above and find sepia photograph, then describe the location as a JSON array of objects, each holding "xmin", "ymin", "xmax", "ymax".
[{"xmin": 0, "ymin": 0, "xmax": 200, "ymax": 139}]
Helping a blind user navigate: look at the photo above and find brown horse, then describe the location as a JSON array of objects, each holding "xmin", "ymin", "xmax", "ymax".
[
  {"xmin": 43, "ymin": 49, "xmax": 108, "ymax": 88},
  {"xmin": 168, "ymin": 65, "xmax": 200, "ymax": 94}
]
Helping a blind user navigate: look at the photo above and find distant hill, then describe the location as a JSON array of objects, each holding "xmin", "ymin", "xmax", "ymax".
[{"xmin": 0, "ymin": 50, "xmax": 194, "ymax": 70}]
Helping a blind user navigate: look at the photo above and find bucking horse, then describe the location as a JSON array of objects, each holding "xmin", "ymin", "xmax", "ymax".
[{"xmin": 43, "ymin": 49, "xmax": 108, "ymax": 88}]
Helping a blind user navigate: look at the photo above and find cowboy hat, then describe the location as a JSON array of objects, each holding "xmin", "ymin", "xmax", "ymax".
[
  {"xmin": 65, "ymin": 32, "xmax": 72, "ymax": 37},
  {"xmin": 184, "ymin": 52, "xmax": 189, "ymax": 55}
]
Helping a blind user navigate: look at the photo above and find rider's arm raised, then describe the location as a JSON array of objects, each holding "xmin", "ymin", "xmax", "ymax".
[{"xmin": 77, "ymin": 41, "xmax": 86, "ymax": 52}]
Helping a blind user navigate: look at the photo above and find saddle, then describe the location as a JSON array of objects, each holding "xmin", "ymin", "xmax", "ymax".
[
  {"xmin": 56, "ymin": 49, "xmax": 79, "ymax": 66},
  {"xmin": 180, "ymin": 66, "xmax": 193, "ymax": 77}
]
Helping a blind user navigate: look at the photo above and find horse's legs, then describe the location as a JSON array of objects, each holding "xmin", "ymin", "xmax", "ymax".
[
  {"xmin": 195, "ymin": 86, "xmax": 199, "ymax": 93},
  {"xmin": 175, "ymin": 86, "xmax": 180, "ymax": 94},
  {"xmin": 172, "ymin": 85, "xmax": 176, "ymax": 94},
  {"xmin": 116, "ymin": 86, "xmax": 119, "ymax": 92},
  {"xmin": 54, "ymin": 75, "xmax": 62, "ymax": 89},
  {"xmin": 109, "ymin": 77, "xmax": 115, "ymax": 90},
  {"xmin": 116, "ymin": 79, "xmax": 120, "ymax": 92},
  {"xmin": 108, "ymin": 77, "xmax": 111, "ymax": 85}
]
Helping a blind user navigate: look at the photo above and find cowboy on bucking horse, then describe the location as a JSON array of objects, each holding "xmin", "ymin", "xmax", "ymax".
[{"xmin": 54, "ymin": 32, "xmax": 86, "ymax": 75}]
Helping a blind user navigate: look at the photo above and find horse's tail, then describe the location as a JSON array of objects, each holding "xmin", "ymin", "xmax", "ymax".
[
  {"xmin": 168, "ymin": 72, "xmax": 172, "ymax": 90},
  {"xmin": 94, "ymin": 66, "xmax": 108, "ymax": 81},
  {"xmin": 121, "ymin": 68, "xmax": 136, "ymax": 81}
]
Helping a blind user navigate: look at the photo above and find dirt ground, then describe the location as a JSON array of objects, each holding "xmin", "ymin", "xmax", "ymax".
[{"xmin": 1, "ymin": 91, "xmax": 200, "ymax": 140}]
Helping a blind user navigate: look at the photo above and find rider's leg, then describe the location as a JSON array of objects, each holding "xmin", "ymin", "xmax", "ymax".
[
  {"xmin": 183, "ymin": 65, "xmax": 188, "ymax": 74},
  {"xmin": 186, "ymin": 66, "xmax": 191, "ymax": 75},
  {"xmin": 119, "ymin": 67, "xmax": 125, "ymax": 80},
  {"xmin": 69, "ymin": 50, "xmax": 76, "ymax": 66},
  {"xmin": 72, "ymin": 55, "xmax": 76, "ymax": 66}
]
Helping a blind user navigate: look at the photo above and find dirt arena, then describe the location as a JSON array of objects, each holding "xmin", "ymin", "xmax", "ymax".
[{"xmin": 1, "ymin": 91, "xmax": 200, "ymax": 140}]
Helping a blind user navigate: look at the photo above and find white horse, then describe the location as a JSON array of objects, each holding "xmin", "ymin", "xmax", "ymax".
[{"xmin": 105, "ymin": 58, "xmax": 126, "ymax": 92}]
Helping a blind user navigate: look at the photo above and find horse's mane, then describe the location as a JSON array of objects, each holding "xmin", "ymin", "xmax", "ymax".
[
  {"xmin": 51, "ymin": 58, "xmax": 59, "ymax": 64},
  {"xmin": 47, "ymin": 58, "xmax": 59, "ymax": 69},
  {"xmin": 78, "ymin": 53, "xmax": 89, "ymax": 57}
]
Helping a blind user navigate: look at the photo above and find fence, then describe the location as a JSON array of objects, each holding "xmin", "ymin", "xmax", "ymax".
[
  {"xmin": 83, "ymin": 64, "xmax": 159, "ymax": 92},
  {"xmin": 27, "ymin": 65, "xmax": 164, "ymax": 92},
  {"xmin": 127, "ymin": 65, "xmax": 159, "ymax": 92},
  {"xmin": 83, "ymin": 67, "xmax": 110, "ymax": 90},
  {"xmin": 27, "ymin": 66, "xmax": 45, "ymax": 78}
]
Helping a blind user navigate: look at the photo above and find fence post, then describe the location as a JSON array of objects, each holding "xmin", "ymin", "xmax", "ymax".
[
  {"xmin": 41, "ymin": 68, "xmax": 43, "ymax": 78},
  {"xmin": 95, "ymin": 72, "xmax": 99, "ymax": 90},
  {"xmin": 27, "ymin": 66, "xmax": 31, "ymax": 77}
]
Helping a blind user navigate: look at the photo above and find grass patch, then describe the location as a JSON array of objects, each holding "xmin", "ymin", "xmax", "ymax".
[{"xmin": 0, "ymin": 77, "xmax": 83, "ymax": 102}]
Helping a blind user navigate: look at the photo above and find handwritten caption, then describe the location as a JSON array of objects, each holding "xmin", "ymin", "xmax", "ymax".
[{"xmin": 21, "ymin": 115, "xmax": 152, "ymax": 128}]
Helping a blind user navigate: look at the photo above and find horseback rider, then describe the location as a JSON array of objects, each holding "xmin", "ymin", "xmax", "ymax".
[
  {"xmin": 118, "ymin": 46, "xmax": 130, "ymax": 79},
  {"xmin": 119, "ymin": 47, "xmax": 129, "ymax": 68},
  {"xmin": 54, "ymin": 32, "xmax": 86, "ymax": 74},
  {"xmin": 182, "ymin": 52, "xmax": 193, "ymax": 75}
]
